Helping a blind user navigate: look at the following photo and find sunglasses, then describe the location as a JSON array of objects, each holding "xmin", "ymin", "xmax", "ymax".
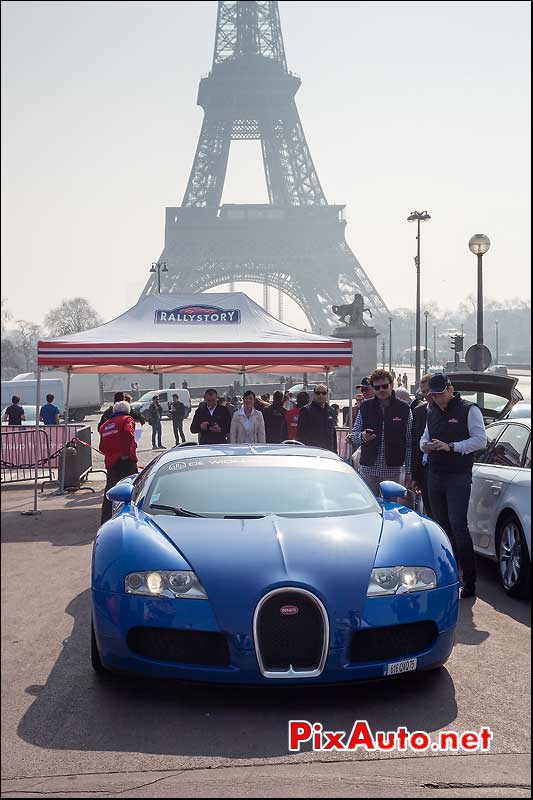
[
  {"xmin": 314, "ymin": 390, "xmax": 328, "ymax": 395},
  {"xmin": 360, "ymin": 386, "xmax": 372, "ymax": 392},
  {"xmin": 373, "ymin": 383, "xmax": 390, "ymax": 391}
]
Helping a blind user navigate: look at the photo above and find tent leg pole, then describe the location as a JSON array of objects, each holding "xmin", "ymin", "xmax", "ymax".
[
  {"xmin": 58, "ymin": 369, "xmax": 72, "ymax": 494},
  {"xmin": 348, "ymin": 363, "xmax": 353, "ymax": 432},
  {"xmin": 23, "ymin": 368, "xmax": 42, "ymax": 516},
  {"xmin": 326, "ymin": 368, "xmax": 330, "ymax": 394}
]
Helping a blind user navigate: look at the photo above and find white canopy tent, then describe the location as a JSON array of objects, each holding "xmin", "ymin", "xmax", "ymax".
[{"xmin": 30, "ymin": 293, "xmax": 353, "ymax": 511}]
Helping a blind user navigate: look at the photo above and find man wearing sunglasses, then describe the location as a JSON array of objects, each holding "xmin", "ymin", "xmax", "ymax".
[
  {"xmin": 351, "ymin": 368, "xmax": 412, "ymax": 497},
  {"xmin": 296, "ymin": 384, "xmax": 338, "ymax": 452}
]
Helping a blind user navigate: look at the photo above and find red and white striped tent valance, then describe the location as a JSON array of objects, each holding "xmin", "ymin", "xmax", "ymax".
[{"xmin": 37, "ymin": 293, "xmax": 352, "ymax": 374}]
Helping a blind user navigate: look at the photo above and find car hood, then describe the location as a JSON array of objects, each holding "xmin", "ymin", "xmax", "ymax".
[
  {"xmin": 150, "ymin": 511, "xmax": 383, "ymax": 633},
  {"xmin": 449, "ymin": 372, "xmax": 523, "ymax": 420}
]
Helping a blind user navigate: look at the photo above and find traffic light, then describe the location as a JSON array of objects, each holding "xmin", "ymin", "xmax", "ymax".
[{"xmin": 450, "ymin": 334, "xmax": 464, "ymax": 353}]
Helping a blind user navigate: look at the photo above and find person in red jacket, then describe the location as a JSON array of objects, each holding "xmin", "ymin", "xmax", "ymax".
[
  {"xmin": 284, "ymin": 391, "xmax": 309, "ymax": 441},
  {"xmin": 99, "ymin": 400, "xmax": 138, "ymax": 524}
]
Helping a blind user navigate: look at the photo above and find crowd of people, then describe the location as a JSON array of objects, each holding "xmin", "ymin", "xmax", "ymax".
[{"xmin": 97, "ymin": 371, "xmax": 486, "ymax": 599}]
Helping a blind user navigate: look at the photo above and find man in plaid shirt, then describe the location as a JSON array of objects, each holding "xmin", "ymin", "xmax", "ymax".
[{"xmin": 351, "ymin": 369, "xmax": 413, "ymax": 497}]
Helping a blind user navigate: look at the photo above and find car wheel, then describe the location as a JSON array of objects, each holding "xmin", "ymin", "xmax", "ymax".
[
  {"xmin": 497, "ymin": 514, "xmax": 531, "ymax": 599},
  {"xmin": 91, "ymin": 617, "xmax": 108, "ymax": 675}
]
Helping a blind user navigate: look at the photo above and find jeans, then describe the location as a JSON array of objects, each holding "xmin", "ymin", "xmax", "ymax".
[
  {"xmin": 101, "ymin": 459, "xmax": 138, "ymax": 525},
  {"xmin": 151, "ymin": 421, "xmax": 163, "ymax": 448},
  {"xmin": 428, "ymin": 470, "xmax": 476, "ymax": 589},
  {"xmin": 172, "ymin": 418, "xmax": 185, "ymax": 445}
]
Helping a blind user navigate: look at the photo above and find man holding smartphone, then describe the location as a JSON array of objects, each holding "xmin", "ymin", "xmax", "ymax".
[
  {"xmin": 420, "ymin": 373, "xmax": 487, "ymax": 599},
  {"xmin": 351, "ymin": 369, "xmax": 412, "ymax": 497}
]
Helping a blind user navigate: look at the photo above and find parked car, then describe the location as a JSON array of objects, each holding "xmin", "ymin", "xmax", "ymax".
[
  {"xmin": 468, "ymin": 419, "xmax": 531, "ymax": 598},
  {"xmin": 506, "ymin": 402, "xmax": 531, "ymax": 420},
  {"xmin": 130, "ymin": 388, "xmax": 191, "ymax": 420},
  {"xmin": 91, "ymin": 445, "xmax": 459, "ymax": 684},
  {"xmin": 288, "ymin": 383, "xmax": 315, "ymax": 395},
  {"xmin": 446, "ymin": 372, "xmax": 523, "ymax": 421},
  {"xmin": 486, "ymin": 364, "xmax": 508, "ymax": 376}
]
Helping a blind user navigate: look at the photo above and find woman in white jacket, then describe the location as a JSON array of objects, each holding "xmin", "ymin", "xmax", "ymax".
[{"xmin": 230, "ymin": 390, "xmax": 266, "ymax": 444}]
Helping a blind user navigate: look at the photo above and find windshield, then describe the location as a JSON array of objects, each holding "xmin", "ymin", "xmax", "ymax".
[{"xmin": 144, "ymin": 456, "xmax": 379, "ymax": 518}]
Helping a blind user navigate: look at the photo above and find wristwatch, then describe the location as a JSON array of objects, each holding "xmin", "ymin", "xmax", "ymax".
[{"xmin": 449, "ymin": 442, "xmax": 455, "ymax": 452}]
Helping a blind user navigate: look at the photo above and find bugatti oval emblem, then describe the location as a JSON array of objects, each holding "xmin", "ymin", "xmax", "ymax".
[{"xmin": 280, "ymin": 604, "xmax": 299, "ymax": 616}]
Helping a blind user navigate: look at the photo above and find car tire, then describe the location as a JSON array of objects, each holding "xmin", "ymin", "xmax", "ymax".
[
  {"xmin": 91, "ymin": 617, "xmax": 108, "ymax": 675},
  {"xmin": 496, "ymin": 513, "xmax": 531, "ymax": 599}
]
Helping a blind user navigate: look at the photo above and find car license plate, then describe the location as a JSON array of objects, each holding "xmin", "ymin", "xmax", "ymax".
[{"xmin": 386, "ymin": 658, "xmax": 417, "ymax": 676}]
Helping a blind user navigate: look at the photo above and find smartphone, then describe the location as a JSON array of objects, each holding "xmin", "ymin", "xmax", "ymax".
[{"xmin": 364, "ymin": 428, "xmax": 374, "ymax": 434}]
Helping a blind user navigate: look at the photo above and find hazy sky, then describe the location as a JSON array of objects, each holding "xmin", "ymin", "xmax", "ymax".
[{"xmin": 2, "ymin": 0, "xmax": 531, "ymax": 331}]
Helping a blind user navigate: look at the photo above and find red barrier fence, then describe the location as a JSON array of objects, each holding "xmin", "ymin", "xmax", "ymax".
[{"xmin": 1, "ymin": 429, "xmax": 53, "ymax": 484}]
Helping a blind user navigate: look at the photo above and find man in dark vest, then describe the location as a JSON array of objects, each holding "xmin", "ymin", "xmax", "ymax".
[
  {"xmin": 420, "ymin": 373, "xmax": 487, "ymax": 598},
  {"xmin": 352, "ymin": 368, "xmax": 412, "ymax": 497}
]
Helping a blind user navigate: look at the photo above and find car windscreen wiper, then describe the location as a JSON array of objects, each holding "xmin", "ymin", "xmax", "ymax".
[{"xmin": 149, "ymin": 503, "xmax": 205, "ymax": 518}]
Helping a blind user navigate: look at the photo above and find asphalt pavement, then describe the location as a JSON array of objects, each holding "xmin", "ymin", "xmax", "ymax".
[{"xmin": 1, "ymin": 411, "xmax": 531, "ymax": 798}]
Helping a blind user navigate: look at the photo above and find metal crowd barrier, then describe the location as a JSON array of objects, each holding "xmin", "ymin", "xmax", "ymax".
[
  {"xmin": 336, "ymin": 426, "xmax": 354, "ymax": 462},
  {"xmin": 0, "ymin": 429, "xmax": 53, "ymax": 485}
]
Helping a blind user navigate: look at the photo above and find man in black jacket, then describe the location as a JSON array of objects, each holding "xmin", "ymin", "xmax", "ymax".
[
  {"xmin": 411, "ymin": 373, "xmax": 433, "ymax": 516},
  {"xmin": 262, "ymin": 390, "xmax": 288, "ymax": 443},
  {"xmin": 190, "ymin": 389, "xmax": 231, "ymax": 445},
  {"xmin": 169, "ymin": 393, "xmax": 186, "ymax": 446},
  {"xmin": 98, "ymin": 391, "xmax": 145, "ymax": 431},
  {"xmin": 296, "ymin": 384, "xmax": 337, "ymax": 452}
]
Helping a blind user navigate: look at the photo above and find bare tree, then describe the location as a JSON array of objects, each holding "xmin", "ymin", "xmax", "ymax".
[
  {"xmin": 13, "ymin": 320, "xmax": 41, "ymax": 372},
  {"xmin": 44, "ymin": 297, "xmax": 102, "ymax": 337},
  {"xmin": 1, "ymin": 299, "xmax": 11, "ymax": 335}
]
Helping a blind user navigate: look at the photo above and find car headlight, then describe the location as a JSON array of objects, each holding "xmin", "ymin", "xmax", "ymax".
[
  {"xmin": 367, "ymin": 566, "xmax": 437, "ymax": 596},
  {"xmin": 125, "ymin": 570, "xmax": 208, "ymax": 599}
]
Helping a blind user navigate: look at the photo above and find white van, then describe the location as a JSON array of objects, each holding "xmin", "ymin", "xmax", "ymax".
[{"xmin": 130, "ymin": 389, "xmax": 191, "ymax": 419}]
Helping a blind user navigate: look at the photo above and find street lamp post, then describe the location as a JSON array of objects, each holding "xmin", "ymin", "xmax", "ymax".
[
  {"xmin": 381, "ymin": 339, "xmax": 386, "ymax": 369},
  {"xmin": 433, "ymin": 325, "xmax": 437, "ymax": 367},
  {"xmin": 424, "ymin": 311, "xmax": 429, "ymax": 373},
  {"xmin": 468, "ymin": 234, "xmax": 490, "ymax": 348},
  {"xmin": 388, "ymin": 317, "xmax": 392, "ymax": 373},
  {"xmin": 150, "ymin": 261, "xmax": 168, "ymax": 388},
  {"xmin": 410, "ymin": 330, "xmax": 413, "ymax": 367},
  {"xmin": 150, "ymin": 261, "xmax": 168, "ymax": 294},
  {"xmin": 407, "ymin": 211, "xmax": 431, "ymax": 388},
  {"xmin": 495, "ymin": 320, "xmax": 499, "ymax": 363}
]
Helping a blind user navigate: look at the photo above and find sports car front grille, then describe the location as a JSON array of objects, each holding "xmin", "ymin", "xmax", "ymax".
[
  {"xmin": 255, "ymin": 590, "xmax": 327, "ymax": 673},
  {"xmin": 349, "ymin": 621, "xmax": 438, "ymax": 664},
  {"xmin": 127, "ymin": 627, "xmax": 230, "ymax": 666}
]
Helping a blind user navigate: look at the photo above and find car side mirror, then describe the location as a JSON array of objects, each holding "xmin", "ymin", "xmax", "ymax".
[
  {"xmin": 379, "ymin": 481, "xmax": 407, "ymax": 502},
  {"xmin": 106, "ymin": 482, "xmax": 135, "ymax": 504}
]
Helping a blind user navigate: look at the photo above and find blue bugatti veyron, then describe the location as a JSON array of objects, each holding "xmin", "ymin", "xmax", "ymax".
[{"xmin": 91, "ymin": 445, "xmax": 459, "ymax": 684}]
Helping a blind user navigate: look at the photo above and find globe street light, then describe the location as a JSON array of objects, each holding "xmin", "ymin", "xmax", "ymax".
[
  {"xmin": 407, "ymin": 211, "xmax": 431, "ymax": 387},
  {"xmin": 468, "ymin": 234, "xmax": 490, "ymax": 347},
  {"xmin": 150, "ymin": 261, "xmax": 168, "ymax": 294}
]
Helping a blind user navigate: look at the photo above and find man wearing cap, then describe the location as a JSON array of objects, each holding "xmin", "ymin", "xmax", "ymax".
[
  {"xmin": 420, "ymin": 373, "xmax": 487, "ymax": 599},
  {"xmin": 411, "ymin": 373, "xmax": 433, "ymax": 516},
  {"xmin": 342, "ymin": 377, "xmax": 375, "ymax": 425}
]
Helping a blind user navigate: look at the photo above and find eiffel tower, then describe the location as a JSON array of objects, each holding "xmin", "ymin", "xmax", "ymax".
[{"xmin": 141, "ymin": 0, "xmax": 388, "ymax": 332}]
